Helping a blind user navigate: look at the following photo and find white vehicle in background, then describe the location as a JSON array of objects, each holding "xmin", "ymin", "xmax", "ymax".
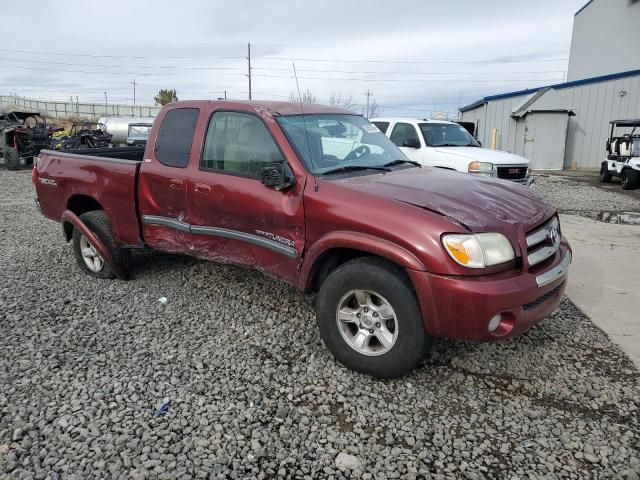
[
  {"xmin": 600, "ymin": 119, "xmax": 640, "ymax": 190},
  {"xmin": 371, "ymin": 118, "xmax": 532, "ymax": 185}
]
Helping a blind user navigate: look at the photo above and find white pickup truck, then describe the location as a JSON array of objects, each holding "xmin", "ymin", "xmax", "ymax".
[{"xmin": 371, "ymin": 118, "xmax": 532, "ymax": 185}]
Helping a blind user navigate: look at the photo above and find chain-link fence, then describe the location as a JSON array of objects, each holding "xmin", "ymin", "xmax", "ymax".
[{"xmin": 0, "ymin": 94, "xmax": 161, "ymax": 119}]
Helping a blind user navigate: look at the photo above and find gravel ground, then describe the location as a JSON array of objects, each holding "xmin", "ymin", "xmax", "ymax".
[
  {"xmin": 532, "ymin": 172, "xmax": 640, "ymax": 220},
  {"xmin": 1, "ymin": 168, "xmax": 639, "ymax": 479}
]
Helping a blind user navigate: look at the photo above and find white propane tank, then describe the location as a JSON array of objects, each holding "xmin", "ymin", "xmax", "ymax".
[{"xmin": 101, "ymin": 116, "xmax": 156, "ymax": 144}]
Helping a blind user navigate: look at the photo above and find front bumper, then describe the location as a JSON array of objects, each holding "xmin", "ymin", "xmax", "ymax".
[{"xmin": 408, "ymin": 242, "xmax": 571, "ymax": 342}]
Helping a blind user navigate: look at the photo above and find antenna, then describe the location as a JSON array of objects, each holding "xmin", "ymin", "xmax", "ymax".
[{"xmin": 293, "ymin": 62, "xmax": 318, "ymax": 191}]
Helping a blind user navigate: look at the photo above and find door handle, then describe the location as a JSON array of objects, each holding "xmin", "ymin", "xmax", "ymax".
[
  {"xmin": 194, "ymin": 183, "xmax": 211, "ymax": 194},
  {"xmin": 168, "ymin": 179, "xmax": 183, "ymax": 190}
]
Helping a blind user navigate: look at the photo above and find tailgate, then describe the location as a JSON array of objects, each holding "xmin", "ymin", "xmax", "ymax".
[{"xmin": 35, "ymin": 150, "xmax": 142, "ymax": 246}]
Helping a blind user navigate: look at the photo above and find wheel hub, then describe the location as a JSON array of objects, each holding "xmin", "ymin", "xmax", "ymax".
[{"xmin": 336, "ymin": 289, "xmax": 398, "ymax": 357}]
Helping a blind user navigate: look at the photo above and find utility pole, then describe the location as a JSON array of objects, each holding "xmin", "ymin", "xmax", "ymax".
[
  {"xmin": 246, "ymin": 43, "xmax": 252, "ymax": 100},
  {"xmin": 130, "ymin": 79, "xmax": 138, "ymax": 106},
  {"xmin": 104, "ymin": 91, "xmax": 108, "ymax": 112},
  {"xmin": 365, "ymin": 90, "xmax": 371, "ymax": 118},
  {"xmin": 224, "ymin": 90, "xmax": 227, "ymax": 100}
]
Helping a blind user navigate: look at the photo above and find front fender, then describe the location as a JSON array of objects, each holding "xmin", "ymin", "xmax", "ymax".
[{"xmin": 300, "ymin": 230, "xmax": 428, "ymax": 290}]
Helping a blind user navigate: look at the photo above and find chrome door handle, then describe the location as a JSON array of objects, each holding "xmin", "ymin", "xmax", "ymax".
[{"xmin": 194, "ymin": 183, "xmax": 211, "ymax": 193}]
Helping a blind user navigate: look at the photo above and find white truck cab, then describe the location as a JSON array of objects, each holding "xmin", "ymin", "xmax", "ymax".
[{"xmin": 371, "ymin": 117, "xmax": 532, "ymax": 185}]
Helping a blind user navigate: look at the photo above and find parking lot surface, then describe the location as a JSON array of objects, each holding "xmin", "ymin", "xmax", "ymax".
[{"xmin": 1, "ymin": 169, "xmax": 639, "ymax": 479}]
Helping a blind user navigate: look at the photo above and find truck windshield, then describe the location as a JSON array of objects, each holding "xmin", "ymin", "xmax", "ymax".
[
  {"xmin": 419, "ymin": 123, "xmax": 480, "ymax": 147},
  {"xmin": 277, "ymin": 114, "xmax": 410, "ymax": 175}
]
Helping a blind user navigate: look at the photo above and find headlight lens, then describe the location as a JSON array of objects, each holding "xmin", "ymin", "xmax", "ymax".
[
  {"xmin": 442, "ymin": 233, "xmax": 515, "ymax": 268},
  {"xmin": 468, "ymin": 161, "xmax": 494, "ymax": 175}
]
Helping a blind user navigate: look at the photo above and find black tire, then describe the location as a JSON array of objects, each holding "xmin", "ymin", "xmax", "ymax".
[
  {"xmin": 3, "ymin": 146, "xmax": 20, "ymax": 171},
  {"xmin": 599, "ymin": 162, "xmax": 612, "ymax": 183},
  {"xmin": 621, "ymin": 168, "xmax": 639, "ymax": 190},
  {"xmin": 316, "ymin": 257, "xmax": 429, "ymax": 378},
  {"xmin": 72, "ymin": 210, "xmax": 131, "ymax": 279}
]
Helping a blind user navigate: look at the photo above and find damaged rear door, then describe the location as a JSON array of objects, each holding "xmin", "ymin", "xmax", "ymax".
[
  {"xmin": 138, "ymin": 107, "xmax": 200, "ymax": 252},
  {"xmin": 184, "ymin": 110, "xmax": 305, "ymax": 282}
]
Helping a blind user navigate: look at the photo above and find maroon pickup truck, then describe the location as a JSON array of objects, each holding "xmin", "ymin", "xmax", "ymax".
[{"xmin": 33, "ymin": 100, "xmax": 571, "ymax": 378}]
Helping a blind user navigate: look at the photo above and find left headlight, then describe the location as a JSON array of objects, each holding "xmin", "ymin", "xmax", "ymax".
[
  {"xmin": 442, "ymin": 233, "xmax": 515, "ymax": 268},
  {"xmin": 468, "ymin": 161, "xmax": 495, "ymax": 176}
]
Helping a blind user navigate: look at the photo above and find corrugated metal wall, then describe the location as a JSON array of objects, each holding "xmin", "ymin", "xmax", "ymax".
[{"xmin": 460, "ymin": 75, "xmax": 640, "ymax": 169}]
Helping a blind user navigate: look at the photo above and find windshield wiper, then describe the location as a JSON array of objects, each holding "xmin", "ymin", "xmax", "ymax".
[
  {"xmin": 383, "ymin": 159, "xmax": 421, "ymax": 168},
  {"xmin": 321, "ymin": 165, "xmax": 390, "ymax": 175},
  {"xmin": 434, "ymin": 143, "xmax": 477, "ymax": 147}
]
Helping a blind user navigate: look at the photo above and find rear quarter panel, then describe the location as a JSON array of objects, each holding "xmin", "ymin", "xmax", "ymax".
[{"xmin": 35, "ymin": 151, "xmax": 141, "ymax": 245}]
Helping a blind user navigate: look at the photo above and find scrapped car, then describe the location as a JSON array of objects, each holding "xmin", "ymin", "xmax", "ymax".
[
  {"xmin": 34, "ymin": 100, "xmax": 571, "ymax": 378},
  {"xmin": 126, "ymin": 122, "xmax": 152, "ymax": 146},
  {"xmin": 371, "ymin": 117, "xmax": 532, "ymax": 185},
  {"xmin": 0, "ymin": 111, "xmax": 59, "ymax": 170},
  {"xmin": 50, "ymin": 122, "xmax": 112, "ymax": 150},
  {"xmin": 600, "ymin": 119, "xmax": 640, "ymax": 190}
]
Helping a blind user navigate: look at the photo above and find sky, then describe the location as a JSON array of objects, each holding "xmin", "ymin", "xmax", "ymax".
[{"xmin": 0, "ymin": 0, "xmax": 587, "ymax": 117}]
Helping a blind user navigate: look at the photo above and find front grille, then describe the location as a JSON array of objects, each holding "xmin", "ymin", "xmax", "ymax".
[
  {"xmin": 523, "ymin": 282, "xmax": 564, "ymax": 310},
  {"xmin": 497, "ymin": 165, "xmax": 528, "ymax": 180},
  {"xmin": 526, "ymin": 217, "xmax": 561, "ymax": 268}
]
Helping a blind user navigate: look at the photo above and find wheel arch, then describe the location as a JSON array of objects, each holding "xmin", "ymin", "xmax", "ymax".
[
  {"xmin": 63, "ymin": 195, "xmax": 104, "ymax": 241},
  {"xmin": 301, "ymin": 232, "xmax": 427, "ymax": 293}
]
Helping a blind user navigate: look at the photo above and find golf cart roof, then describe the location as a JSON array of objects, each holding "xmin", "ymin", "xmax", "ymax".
[{"xmin": 610, "ymin": 119, "xmax": 640, "ymax": 127}]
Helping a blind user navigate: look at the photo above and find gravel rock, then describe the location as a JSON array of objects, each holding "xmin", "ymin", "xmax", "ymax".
[
  {"xmin": 0, "ymin": 168, "xmax": 639, "ymax": 479},
  {"xmin": 335, "ymin": 452, "xmax": 362, "ymax": 471}
]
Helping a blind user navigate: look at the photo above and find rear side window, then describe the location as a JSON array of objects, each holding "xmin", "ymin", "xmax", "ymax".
[
  {"xmin": 200, "ymin": 111, "xmax": 284, "ymax": 178},
  {"xmin": 154, "ymin": 108, "xmax": 199, "ymax": 168},
  {"xmin": 372, "ymin": 121, "xmax": 390, "ymax": 134},
  {"xmin": 389, "ymin": 122, "xmax": 420, "ymax": 147}
]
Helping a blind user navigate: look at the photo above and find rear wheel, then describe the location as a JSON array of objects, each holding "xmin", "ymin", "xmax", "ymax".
[
  {"xmin": 72, "ymin": 210, "xmax": 131, "ymax": 279},
  {"xmin": 599, "ymin": 162, "xmax": 612, "ymax": 183},
  {"xmin": 316, "ymin": 257, "xmax": 429, "ymax": 378},
  {"xmin": 621, "ymin": 168, "xmax": 639, "ymax": 190},
  {"xmin": 3, "ymin": 146, "xmax": 20, "ymax": 171}
]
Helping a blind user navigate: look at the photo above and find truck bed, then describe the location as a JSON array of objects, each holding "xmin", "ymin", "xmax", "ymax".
[{"xmin": 35, "ymin": 149, "xmax": 143, "ymax": 246}]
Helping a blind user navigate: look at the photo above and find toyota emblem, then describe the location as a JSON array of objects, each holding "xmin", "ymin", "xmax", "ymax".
[{"xmin": 547, "ymin": 227, "xmax": 558, "ymax": 244}]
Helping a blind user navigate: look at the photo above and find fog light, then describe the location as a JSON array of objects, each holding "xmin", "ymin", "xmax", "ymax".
[{"xmin": 488, "ymin": 314, "xmax": 502, "ymax": 332}]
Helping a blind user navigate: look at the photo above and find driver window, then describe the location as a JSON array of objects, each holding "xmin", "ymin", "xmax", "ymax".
[
  {"xmin": 390, "ymin": 123, "xmax": 419, "ymax": 147},
  {"xmin": 201, "ymin": 111, "xmax": 284, "ymax": 178}
]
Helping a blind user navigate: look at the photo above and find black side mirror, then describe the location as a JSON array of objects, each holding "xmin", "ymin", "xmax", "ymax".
[
  {"xmin": 476, "ymin": 138, "xmax": 482, "ymax": 147},
  {"xmin": 260, "ymin": 162, "xmax": 295, "ymax": 191},
  {"xmin": 403, "ymin": 138, "xmax": 420, "ymax": 149}
]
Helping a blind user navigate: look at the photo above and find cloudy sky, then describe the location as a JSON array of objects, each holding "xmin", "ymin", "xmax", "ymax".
[{"xmin": 1, "ymin": 0, "xmax": 586, "ymax": 116}]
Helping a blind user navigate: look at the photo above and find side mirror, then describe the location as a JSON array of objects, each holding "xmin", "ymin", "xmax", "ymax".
[
  {"xmin": 402, "ymin": 138, "xmax": 420, "ymax": 149},
  {"xmin": 260, "ymin": 162, "xmax": 295, "ymax": 191},
  {"xmin": 476, "ymin": 139, "xmax": 482, "ymax": 147}
]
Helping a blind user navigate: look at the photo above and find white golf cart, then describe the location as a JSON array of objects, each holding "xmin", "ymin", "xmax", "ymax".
[{"xmin": 600, "ymin": 119, "xmax": 640, "ymax": 190}]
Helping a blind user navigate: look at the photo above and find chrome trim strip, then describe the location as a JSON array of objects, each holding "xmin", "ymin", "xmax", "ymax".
[
  {"xmin": 527, "ymin": 217, "xmax": 559, "ymax": 247},
  {"xmin": 142, "ymin": 215, "xmax": 190, "ymax": 233},
  {"xmin": 528, "ymin": 243, "xmax": 558, "ymax": 266},
  {"xmin": 141, "ymin": 215, "xmax": 297, "ymax": 258},
  {"xmin": 190, "ymin": 225, "xmax": 297, "ymax": 258},
  {"xmin": 536, "ymin": 251, "xmax": 571, "ymax": 288}
]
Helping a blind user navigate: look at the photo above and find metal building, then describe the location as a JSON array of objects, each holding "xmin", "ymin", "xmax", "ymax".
[{"xmin": 459, "ymin": 0, "xmax": 640, "ymax": 170}]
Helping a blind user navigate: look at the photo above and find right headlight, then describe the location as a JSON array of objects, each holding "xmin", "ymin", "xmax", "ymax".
[{"xmin": 442, "ymin": 233, "xmax": 515, "ymax": 268}]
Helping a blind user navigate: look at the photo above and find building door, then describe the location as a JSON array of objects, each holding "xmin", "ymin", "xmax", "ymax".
[{"xmin": 524, "ymin": 112, "xmax": 569, "ymax": 170}]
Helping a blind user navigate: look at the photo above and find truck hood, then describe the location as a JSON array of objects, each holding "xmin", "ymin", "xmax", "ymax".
[
  {"xmin": 433, "ymin": 146, "xmax": 529, "ymax": 166},
  {"xmin": 328, "ymin": 167, "xmax": 553, "ymax": 232}
]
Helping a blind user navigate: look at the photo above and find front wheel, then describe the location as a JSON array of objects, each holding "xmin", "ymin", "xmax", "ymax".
[
  {"xmin": 316, "ymin": 257, "xmax": 429, "ymax": 378},
  {"xmin": 621, "ymin": 168, "xmax": 639, "ymax": 190},
  {"xmin": 599, "ymin": 162, "xmax": 612, "ymax": 183}
]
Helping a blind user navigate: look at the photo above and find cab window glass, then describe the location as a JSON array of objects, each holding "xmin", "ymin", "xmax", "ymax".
[
  {"xmin": 389, "ymin": 122, "xmax": 419, "ymax": 147},
  {"xmin": 155, "ymin": 108, "xmax": 199, "ymax": 168},
  {"xmin": 201, "ymin": 112, "xmax": 284, "ymax": 177}
]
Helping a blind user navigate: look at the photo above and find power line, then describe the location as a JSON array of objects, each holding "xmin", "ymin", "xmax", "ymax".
[
  {"xmin": 0, "ymin": 48, "xmax": 243, "ymax": 60},
  {"xmin": 255, "ymin": 56, "xmax": 569, "ymax": 64},
  {"xmin": 0, "ymin": 56, "xmax": 244, "ymax": 70},
  {"xmin": 252, "ymin": 74, "xmax": 564, "ymax": 83}
]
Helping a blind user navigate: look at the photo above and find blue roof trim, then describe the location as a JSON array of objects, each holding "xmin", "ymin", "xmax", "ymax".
[
  {"xmin": 460, "ymin": 68, "xmax": 640, "ymax": 112},
  {"xmin": 575, "ymin": 0, "xmax": 594, "ymax": 16}
]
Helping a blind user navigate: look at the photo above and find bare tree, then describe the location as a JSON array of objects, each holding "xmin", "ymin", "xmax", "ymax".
[
  {"xmin": 289, "ymin": 88, "xmax": 317, "ymax": 104},
  {"xmin": 329, "ymin": 91, "xmax": 355, "ymax": 110},
  {"xmin": 364, "ymin": 99, "xmax": 381, "ymax": 118}
]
